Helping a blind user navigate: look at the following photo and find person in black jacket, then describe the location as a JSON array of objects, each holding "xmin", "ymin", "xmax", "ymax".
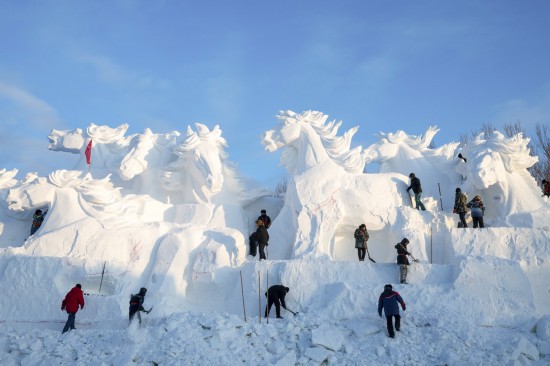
[
  {"xmin": 378, "ymin": 284, "xmax": 406, "ymax": 338},
  {"xmin": 265, "ymin": 285, "xmax": 289, "ymax": 319},
  {"xmin": 255, "ymin": 219, "xmax": 269, "ymax": 260},
  {"xmin": 129, "ymin": 287, "xmax": 149, "ymax": 324},
  {"xmin": 395, "ymin": 238, "xmax": 411, "ymax": 284},
  {"xmin": 257, "ymin": 209, "xmax": 271, "ymax": 229},
  {"xmin": 30, "ymin": 209, "xmax": 46, "ymax": 236},
  {"xmin": 406, "ymin": 173, "xmax": 426, "ymax": 211}
]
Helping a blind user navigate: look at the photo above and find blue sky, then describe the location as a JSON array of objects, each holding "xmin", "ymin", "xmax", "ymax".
[{"xmin": 1, "ymin": 1, "xmax": 549, "ymax": 187}]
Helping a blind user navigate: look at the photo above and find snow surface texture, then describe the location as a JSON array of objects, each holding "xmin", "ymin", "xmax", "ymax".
[{"xmin": 0, "ymin": 110, "xmax": 549, "ymax": 365}]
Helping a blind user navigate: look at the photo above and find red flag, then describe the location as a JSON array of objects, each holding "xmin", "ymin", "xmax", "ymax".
[{"xmin": 85, "ymin": 140, "xmax": 92, "ymax": 165}]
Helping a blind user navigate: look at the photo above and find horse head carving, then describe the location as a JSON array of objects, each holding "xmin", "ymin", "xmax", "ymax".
[{"xmin": 262, "ymin": 110, "xmax": 364, "ymax": 176}]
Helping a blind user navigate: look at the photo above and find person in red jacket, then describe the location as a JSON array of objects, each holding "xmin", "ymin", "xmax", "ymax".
[{"xmin": 61, "ymin": 284, "xmax": 85, "ymax": 333}]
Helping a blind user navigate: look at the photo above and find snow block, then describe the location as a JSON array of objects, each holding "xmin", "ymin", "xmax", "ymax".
[
  {"xmin": 304, "ymin": 346, "xmax": 332, "ymax": 363},
  {"xmin": 311, "ymin": 324, "xmax": 345, "ymax": 351},
  {"xmin": 536, "ymin": 315, "xmax": 550, "ymax": 340},
  {"xmin": 510, "ymin": 337, "xmax": 539, "ymax": 362}
]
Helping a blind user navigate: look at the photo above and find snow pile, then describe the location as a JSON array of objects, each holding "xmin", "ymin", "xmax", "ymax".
[{"xmin": 0, "ymin": 110, "xmax": 549, "ymax": 364}]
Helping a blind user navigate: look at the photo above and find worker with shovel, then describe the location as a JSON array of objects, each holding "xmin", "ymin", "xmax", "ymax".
[
  {"xmin": 395, "ymin": 238, "xmax": 419, "ymax": 284},
  {"xmin": 354, "ymin": 224, "xmax": 375, "ymax": 262},
  {"xmin": 265, "ymin": 285, "xmax": 295, "ymax": 319}
]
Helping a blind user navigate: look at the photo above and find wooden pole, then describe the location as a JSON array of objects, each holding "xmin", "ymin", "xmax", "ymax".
[
  {"xmin": 430, "ymin": 226, "xmax": 433, "ymax": 264},
  {"xmin": 258, "ymin": 271, "xmax": 261, "ymax": 323},
  {"xmin": 438, "ymin": 183, "xmax": 443, "ymax": 211},
  {"xmin": 240, "ymin": 270, "xmax": 246, "ymax": 322},
  {"xmin": 266, "ymin": 269, "xmax": 269, "ymax": 324},
  {"xmin": 98, "ymin": 261, "xmax": 106, "ymax": 294}
]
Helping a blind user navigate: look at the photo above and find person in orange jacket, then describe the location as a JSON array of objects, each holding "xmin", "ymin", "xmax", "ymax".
[{"xmin": 61, "ymin": 283, "xmax": 85, "ymax": 333}]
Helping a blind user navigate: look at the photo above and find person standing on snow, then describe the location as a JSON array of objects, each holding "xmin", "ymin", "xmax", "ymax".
[
  {"xmin": 354, "ymin": 224, "xmax": 370, "ymax": 261},
  {"xmin": 257, "ymin": 209, "xmax": 271, "ymax": 229},
  {"xmin": 542, "ymin": 179, "xmax": 550, "ymax": 198},
  {"xmin": 265, "ymin": 285, "xmax": 290, "ymax": 319},
  {"xmin": 467, "ymin": 195, "xmax": 485, "ymax": 228},
  {"xmin": 61, "ymin": 283, "xmax": 85, "ymax": 333},
  {"xmin": 395, "ymin": 238, "xmax": 412, "ymax": 284},
  {"xmin": 453, "ymin": 188, "xmax": 468, "ymax": 228},
  {"xmin": 406, "ymin": 173, "xmax": 426, "ymax": 211},
  {"xmin": 378, "ymin": 284, "xmax": 406, "ymax": 338},
  {"xmin": 255, "ymin": 219, "xmax": 269, "ymax": 260},
  {"xmin": 30, "ymin": 209, "xmax": 46, "ymax": 236},
  {"xmin": 129, "ymin": 287, "xmax": 150, "ymax": 324}
]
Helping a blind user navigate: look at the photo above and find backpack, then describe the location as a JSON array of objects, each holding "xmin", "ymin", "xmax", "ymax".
[
  {"xmin": 249, "ymin": 232, "xmax": 258, "ymax": 245},
  {"xmin": 458, "ymin": 193, "xmax": 467, "ymax": 205}
]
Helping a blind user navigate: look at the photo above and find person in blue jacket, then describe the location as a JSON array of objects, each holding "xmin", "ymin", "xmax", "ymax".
[{"xmin": 378, "ymin": 284, "xmax": 406, "ymax": 338}]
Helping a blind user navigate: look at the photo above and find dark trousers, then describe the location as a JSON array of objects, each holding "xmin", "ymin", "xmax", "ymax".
[
  {"xmin": 265, "ymin": 299, "xmax": 281, "ymax": 318},
  {"xmin": 414, "ymin": 193, "xmax": 426, "ymax": 211},
  {"xmin": 458, "ymin": 212, "xmax": 468, "ymax": 228},
  {"xmin": 472, "ymin": 216, "xmax": 484, "ymax": 228},
  {"xmin": 259, "ymin": 243, "xmax": 267, "ymax": 260},
  {"xmin": 357, "ymin": 248, "xmax": 366, "ymax": 261},
  {"xmin": 386, "ymin": 314, "xmax": 401, "ymax": 337},
  {"xmin": 129, "ymin": 305, "xmax": 142, "ymax": 324},
  {"xmin": 62, "ymin": 312, "xmax": 76, "ymax": 333}
]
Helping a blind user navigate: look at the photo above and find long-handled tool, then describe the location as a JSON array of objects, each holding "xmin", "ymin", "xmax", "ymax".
[
  {"xmin": 409, "ymin": 254, "xmax": 420, "ymax": 263},
  {"xmin": 285, "ymin": 308, "xmax": 298, "ymax": 316},
  {"xmin": 366, "ymin": 245, "xmax": 376, "ymax": 263}
]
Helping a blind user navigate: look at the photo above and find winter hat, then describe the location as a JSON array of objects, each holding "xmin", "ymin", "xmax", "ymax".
[
  {"xmin": 36, "ymin": 209, "xmax": 42, "ymax": 214},
  {"xmin": 401, "ymin": 238, "xmax": 409, "ymax": 245},
  {"xmin": 409, "ymin": 173, "xmax": 415, "ymax": 178},
  {"xmin": 76, "ymin": 284, "xmax": 82, "ymax": 289},
  {"xmin": 261, "ymin": 209, "xmax": 266, "ymax": 214},
  {"xmin": 474, "ymin": 195, "xmax": 481, "ymax": 200},
  {"xmin": 359, "ymin": 224, "xmax": 366, "ymax": 230},
  {"xmin": 456, "ymin": 188, "xmax": 461, "ymax": 193},
  {"xmin": 384, "ymin": 284, "xmax": 392, "ymax": 290},
  {"xmin": 140, "ymin": 287, "xmax": 147, "ymax": 295}
]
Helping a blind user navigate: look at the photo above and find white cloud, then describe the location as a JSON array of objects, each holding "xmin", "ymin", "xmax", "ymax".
[
  {"xmin": 73, "ymin": 52, "xmax": 170, "ymax": 89},
  {"xmin": 0, "ymin": 81, "xmax": 60, "ymax": 128}
]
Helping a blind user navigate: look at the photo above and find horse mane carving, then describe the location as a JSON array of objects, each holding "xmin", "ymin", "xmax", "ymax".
[{"xmin": 263, "ymin": 110, "xmax": 364, "ymax": 175}]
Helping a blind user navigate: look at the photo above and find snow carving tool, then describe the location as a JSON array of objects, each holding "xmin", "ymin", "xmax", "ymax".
[
  {"xmin": 286, "ymin": 308, "xmax": 298, "ymax": 316},
  {"xmin": 366, "ymin": 246, "xmax": 376, "ymax": 263},
  {"xmin": 145, "ymin": 307, "xmax": 153, "ymax": 314}
]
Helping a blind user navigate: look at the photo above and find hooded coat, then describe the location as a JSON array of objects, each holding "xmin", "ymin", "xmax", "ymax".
[
  {"xmin": 61, "ymin": 286, "xmax": 85, "ymax": 313},
  {"xmin": 395, "ymin": 243, "xmax": 410, "ymax": 265},
  {"xmin": 378, "ymin": 288, "xmax": 406, "ymax": 317}
]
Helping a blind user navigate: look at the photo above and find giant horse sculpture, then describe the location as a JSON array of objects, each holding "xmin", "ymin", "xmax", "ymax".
[
  {"xmin": 48, "ymin": 123, "xmax": 133, "ymax": 186},
  {"xmin": 0, "ymin": 169, "xmax": 29, "ymax": 247},
  {"xmin": 363, "ymin": 126, "xmax": 461, "ymax": 211},
  {"xmin": 5, "ymin": 170, "xmax": 168, "ymax": 235},
  {"xmin": 455, "ymin": 131, "xmax": 544, "ymax": 226},
  {"xmin": 262, "ymin": 110, "xmax": 419, "ymax": 262},
  {"xmin": 118, "ymin": 128, "xmax": 180, "ymax": 202}
]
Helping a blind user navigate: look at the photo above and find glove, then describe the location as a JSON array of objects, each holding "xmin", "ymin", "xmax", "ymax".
[
  {"xmin": 403, "ymin": 306, "xmax": 406, "ymax": 311},
  {"xmin": 61, "ymin": 306, "xmax": 65, "ymax": 311},
  {"xmin": 453, "ymin": 208, "xmax": 457, "ymax": 214},
  {"xmin": 379, "ymin": 313, "xmax": 382, "ymax": 317},
  {"xmin": 80, "ymin": 305, "xmax": 84, "ymax": 310}
]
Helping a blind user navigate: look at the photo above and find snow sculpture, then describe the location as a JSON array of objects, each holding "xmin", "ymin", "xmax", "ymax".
[
  {"xmin": 0, "ymin": 169, "xmax": 29, "ymax": 247},
  {"xmin": 118, "ymin": 128, "xmax": 179, "ymax": 202},
  {"xmin": 161, "ymin": 123, "xmax": 247, "ymax": 206},
  {"xmin": 262, "ymin": 110, "xmax": 413, "ymax": 261},
  {"xmin": 456, "ymin": 131, "xmax": 544, "ymax": 225},
  {"xmin": 5, "ymin": 170, "xmax": 169, "ymax": 232},
  {"xmin": 363, "ymin": 126, "xmax": 461, "ymax": 211},
  {"xmin": 263, "ymin": 110, "xmax": 365, "ymax": 175},
  {"xmin": 49, "ymin": 123, "xmax": 133, "ymax": 183}
]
